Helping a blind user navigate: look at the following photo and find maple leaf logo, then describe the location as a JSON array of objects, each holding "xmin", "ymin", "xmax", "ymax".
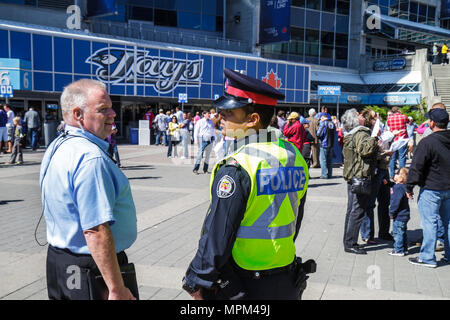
[{"xmin": 262, "ymin": 70, "xmax": 281, "ymax": 89}]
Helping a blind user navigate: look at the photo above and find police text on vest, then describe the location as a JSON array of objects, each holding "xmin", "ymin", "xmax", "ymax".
[{"xmin": 257, "ymin": 167, "xmax": 306, "ymax": 195}]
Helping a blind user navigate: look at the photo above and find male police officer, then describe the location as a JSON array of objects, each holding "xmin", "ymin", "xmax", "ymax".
[{"xmin": 182, "ymin": 69, "xmax": 314, "ymax": 300}]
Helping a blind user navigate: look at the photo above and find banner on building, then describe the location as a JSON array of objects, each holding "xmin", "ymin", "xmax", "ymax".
[{"xmin": 259, "ymin": 0, "xmax": 291, "ymax": 44}]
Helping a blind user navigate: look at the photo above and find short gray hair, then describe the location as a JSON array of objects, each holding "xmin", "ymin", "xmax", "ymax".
[
  {"xmin": 60, "ymin": 79, "xmax": 106, "ymax": 121},
  {"xmin": 341, "ymin": 108, "xmax": 360, "ymax": 132},
  {"xmin": 308, "ymin": 108, "xmax": 316, "ymax": 116}
]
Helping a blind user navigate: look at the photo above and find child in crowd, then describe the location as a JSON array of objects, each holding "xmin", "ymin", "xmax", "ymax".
[
  {"xmin": 388, "ymin": 168, "xmax": 410, "ymax": 256},
  {"xmin": 7, "ymin": 117, "xmax": 25, "ymax": 165}
]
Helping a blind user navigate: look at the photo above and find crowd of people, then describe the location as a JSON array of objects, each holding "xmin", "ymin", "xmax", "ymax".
[
  {"xmin": 0, "ymin": 103, "xmax": 43, "ymax": 165},
  {"xmin": 432, "ymin": 42, "xmax": 449, "ymax": 65},
  {"xmin": 2, "ymin": 96, "xmax": 449, "ymax": 272},
  {"xmin": 340, "ymin": 104, "xmax": 449, "ymax": 269},
  {"xmin": 144, "ymin": 104, "xmax": 345, "ymax": 179}
]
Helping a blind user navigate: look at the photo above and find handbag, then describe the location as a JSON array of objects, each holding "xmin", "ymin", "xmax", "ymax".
[
  {"xmin": 349, "ymin": 133, "xmax": 372, "ymax": 195},
  {"xmin": 87, "ymin": 263, "xmax": 140, "ymax": 300},
  {"xmin": 172, "ymin": 130, "xmax": 181, "ymax": 141},
  {"xmin": 350, "ymin": 176, "xmax": 372, "ymax": 195}
]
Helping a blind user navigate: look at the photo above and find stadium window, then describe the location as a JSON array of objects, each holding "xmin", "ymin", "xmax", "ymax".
[
  {"xmin": 336, "ymin": 0, "xmax": 349, "ymax": 15},
  {"xmin": 335, "ymin": 32, "xmax": 348, "ymax": 46},
  {"xmin": 306, "ymin": 0, "xmax": 320, "ymax": 10},
  {"xmin": 216, "ymin": 16, "xmax": 223, "ymax": 32},
  {"xmin": 322, "ymin": 0, "xmax": 335, "ymax": 13},
  {"xmin": 427, "ymin": 6, "xmax": 435, "ymax": 25},
  {"xmin": 129, "ymin": 6, "xmax": 154, "ymax": 22},
  {"xmin": 292, "ymin": 0, "xmax": 305, "ymax": 7},
  {"xmin": 154, "ymin": 9, "xmax": 177, "ymax": 27},
  {"xmin": 291, "ymin": 27, "xmax": 305, "ymax": 40}
]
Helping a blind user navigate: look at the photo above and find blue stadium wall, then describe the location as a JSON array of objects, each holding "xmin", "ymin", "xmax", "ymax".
[{"xmin": 0, "ymin": 25, "xmax": 310, "ymax": 104}]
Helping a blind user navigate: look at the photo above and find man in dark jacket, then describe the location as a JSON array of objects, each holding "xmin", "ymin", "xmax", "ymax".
[
  {"xmin": 24, "ymin": 107, "xmax": 41, "ymax": 150},
  {"xmin": 317, "ymin": 114, "xmax": 335, "ymax": 179},
  {"xmin": 406, "ymin": 108, "xmax": 450, "ymax": 268}
]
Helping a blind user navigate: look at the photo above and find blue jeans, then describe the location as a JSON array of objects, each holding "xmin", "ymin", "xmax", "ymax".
[
  {"xmin": 437, "ymin": 214, "xmax": 445, "ymax": 243},
  {"xmin": 389, "ymin": 144, "xmax": 408, "ymax": 178},
  {"xmin": 393, "ymin": 220, "xmax": 408, "ymax": 253},
  {"xmin": 417, "ymin": 188, "xmax": 450, "ymax": 264},
  {"xmin": 181, "ymin": 131, "xmax": 190, "ymax": 158},
  {"xmin": 29, "ymin": 127, "xmax": 39, "ymax": 150},
  {"xmin": 433, "ymin": 55, "xmax": 438, "ymax": 64},
  {"xmin": 319, "ymin": 146, "xmax": 333, "ymax": 178},
  {"xmin": 112, "ymin": 144, "xmax": 120, "ymax": 166},
  {"xmin": 193, "ymin": 138, "xmax": 213, "ymax": 172},
  {"xmin": 167, "ymin": 135, "xmax": 179, "ymax": 157},
  {"xmin": 360, "ymin": 169, "xmax": 391, "ymax": 240},
  {"xmin": 155, "ymin": 129, "xmax": 167, "ymax": 146}
]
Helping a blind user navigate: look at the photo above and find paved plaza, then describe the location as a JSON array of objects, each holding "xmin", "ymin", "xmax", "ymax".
[{"xmin": 0, "ymin": 143, "xmax": 449, "ymax": 300}]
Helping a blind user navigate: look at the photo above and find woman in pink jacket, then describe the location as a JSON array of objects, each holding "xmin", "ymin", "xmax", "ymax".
[{"xmin": 283, "ymin": 112, "xmax": 305, "ymax": 153}]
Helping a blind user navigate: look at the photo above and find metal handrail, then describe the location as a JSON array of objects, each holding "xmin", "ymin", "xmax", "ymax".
[{"xmin": 89, "ymin": 19, "xmax": 251, "ymax": 53}]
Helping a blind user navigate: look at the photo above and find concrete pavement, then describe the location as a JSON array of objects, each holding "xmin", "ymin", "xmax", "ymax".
[{"xmin": 0, "ymin": 143, "xmax": 449, "ymax": 300}]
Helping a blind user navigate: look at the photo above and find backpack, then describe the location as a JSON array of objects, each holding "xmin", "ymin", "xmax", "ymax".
[
  {"xmin": 318, "ymin": 120, "xmax": 335, "ymax": 148},
  {"xmin": 0, "ymin": 110, "xmax": 7, "ymax": 127},
  {"xmin": 326, "ymin": 121, "xmax": 335, "ymax": 148}
]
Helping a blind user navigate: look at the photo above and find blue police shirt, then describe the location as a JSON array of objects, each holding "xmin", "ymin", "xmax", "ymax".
[{"xmin": 40, "ymin": 125, "xmax": 137, "ymax": 254}]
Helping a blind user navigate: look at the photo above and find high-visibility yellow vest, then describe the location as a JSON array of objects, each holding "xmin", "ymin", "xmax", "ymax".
[{"xmin": 211, "ymin": 138, "xmax": 309, "ymax": 270}]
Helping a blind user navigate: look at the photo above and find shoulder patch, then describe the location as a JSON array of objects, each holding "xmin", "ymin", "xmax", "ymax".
[{"xmin": 217, "ymin": 175, "xmax": 236, "ymax": 198}]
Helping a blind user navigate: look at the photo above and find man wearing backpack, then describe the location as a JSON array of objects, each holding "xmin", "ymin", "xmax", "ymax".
[
  {"xmin": 316, "ymin": 114, "xmax": 335, "ymax": 179},
  {"xmin": 0, "ymin": 104, "xmax": 8, "ymax": 154}
]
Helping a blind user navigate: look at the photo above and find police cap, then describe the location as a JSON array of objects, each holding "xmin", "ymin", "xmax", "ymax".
[{"xmin": 214, "ymin": 68, "xmax": 285, "ymax": 110}]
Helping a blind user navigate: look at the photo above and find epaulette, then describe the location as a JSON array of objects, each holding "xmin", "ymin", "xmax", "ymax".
[
  {"xmin": 225, "ymin": 157, "xmax": 240, "ymax": 167},
  {"xmin": 216, "ymin": 157, "xmax": 240, "ymax": 170}
]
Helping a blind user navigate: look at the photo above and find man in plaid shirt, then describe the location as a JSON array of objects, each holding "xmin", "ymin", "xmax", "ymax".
[{"xmin": 387, "ymin": 106, "xmax": 409, "ymax": 178}]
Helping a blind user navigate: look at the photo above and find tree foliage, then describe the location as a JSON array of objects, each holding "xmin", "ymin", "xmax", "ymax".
[{"xmin": 364, "ymin": 103, "xmax": 427, "ymax": 124}]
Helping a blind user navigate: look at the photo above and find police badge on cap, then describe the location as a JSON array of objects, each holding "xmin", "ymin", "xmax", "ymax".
[{"xmin": 214, "ymin": 68, "xmax": 285, "ymax": 110}]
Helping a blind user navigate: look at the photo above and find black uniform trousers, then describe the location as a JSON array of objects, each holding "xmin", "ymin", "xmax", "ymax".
[{"xmin": 46, "ymin": 245, "xmax": 129, "ymax": 300}]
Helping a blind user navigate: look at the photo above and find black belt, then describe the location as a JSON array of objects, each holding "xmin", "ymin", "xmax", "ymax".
[{"xmin": 234, "ymin": 261, "xmax": 296, "ymax": 280}]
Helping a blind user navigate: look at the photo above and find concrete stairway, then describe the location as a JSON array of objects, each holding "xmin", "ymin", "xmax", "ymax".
[{"xmin": 431, "ymin": 64, "xmax": 450, "ymax": 112}]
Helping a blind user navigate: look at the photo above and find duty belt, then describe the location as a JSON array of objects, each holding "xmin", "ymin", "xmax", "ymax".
[{"xmin": 234, "ymin": 261, "xmax": 296, "ymax": 280}]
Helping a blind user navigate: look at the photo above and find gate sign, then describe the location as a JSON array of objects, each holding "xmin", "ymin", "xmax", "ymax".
[
  {"xmin": 0, "ymin": 84, "xmax": 13, "ymax": 97},
  {"xmin": 178, "ymin": 93, "xmax": 188, "ymax": 103},
  {"xmin": 318, "ymin": 85, "xmax": 341, "ymax": 96},
  {"xmin": 0, "ymin": 59, "xmax": 31, "ymax": 90}
]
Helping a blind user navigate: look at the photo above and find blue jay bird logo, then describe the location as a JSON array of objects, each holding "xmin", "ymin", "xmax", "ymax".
[{"xmin": 86, "ymin": 48, "xmax": 133, "ymax": 83}]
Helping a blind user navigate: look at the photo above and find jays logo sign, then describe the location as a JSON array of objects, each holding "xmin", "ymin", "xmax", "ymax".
[{"xmin": 86, "ymin": 47, "xmax": 203, "ymax": 93}]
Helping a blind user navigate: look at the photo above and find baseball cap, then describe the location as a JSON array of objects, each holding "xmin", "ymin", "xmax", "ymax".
[
  {"xmin": 425, "ymin": 108, "xmax": 449, "ymax": 123},
  {"xmin": 287, "ymin": 112, "xmax": 300, "ymax": 120}
]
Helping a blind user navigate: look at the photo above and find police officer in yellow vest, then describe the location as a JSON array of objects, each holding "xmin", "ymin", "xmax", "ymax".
[{"xmin": 182, "ymin": 69, "xmax": 315, "ymax": 300}]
